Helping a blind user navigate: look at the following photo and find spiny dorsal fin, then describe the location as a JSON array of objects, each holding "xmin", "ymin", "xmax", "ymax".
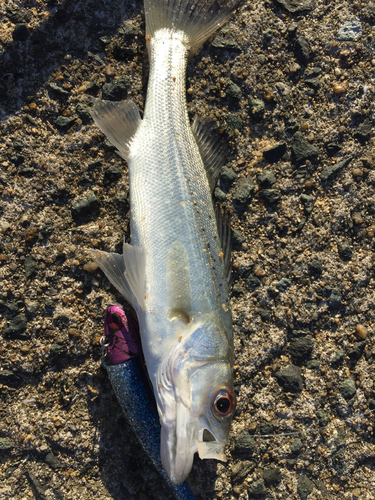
[
  {"xmin": 215, "ymin": 205, "xmax": 232, "ymax": 286},
  {"xmin": 192, "ymin": 116, "xmax": 228, "ymax": 194},
  {"xmin": 90, "ymin": 99, "xmax": 141, "ymax": 160}
]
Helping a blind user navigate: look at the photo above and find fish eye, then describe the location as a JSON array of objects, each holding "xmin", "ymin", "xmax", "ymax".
[{"xmin": 212, "ymin": 388, "xmax": 236, "ymax": 419}]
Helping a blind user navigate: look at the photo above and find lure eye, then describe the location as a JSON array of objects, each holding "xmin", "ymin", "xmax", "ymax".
[{"xmin": 212, "ymin": 388, "xmax": 236, "ymax": 419}]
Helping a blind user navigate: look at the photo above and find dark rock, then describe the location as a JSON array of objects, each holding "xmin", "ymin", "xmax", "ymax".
[
  {"xmin": 246, "ymin": 275, "xmax": 261, "ymax": 290},
  {"xmin": 247, "ymin": 480, "xmax": 267, "ymax": 496},
  {"xmin": 231, "ymin": 460, "xmax": 255, "ymax": 484},
  {"xmin": 12, "ymin": 24, "xmax": 29, "ymax": 42},
  {"xmin": 3, "ymin": 315, "xmax": 28, "ymax": 339},
  {"xmin": 321, "ymin": 157, "xmax": 352, "ymax": 181},
  {"xmin": 300, "ymin": 194, "xmax": 315, "ymax": 215},
  {"xmin": 290, "ymin": 438, "xmax": 303, "ymax": 454},
  {"xmin": 232, "ymin": 229, "xmax": 245, "ymax": 248},
  {"xmin": 116, "ymin": 191, "xmax": 129, "ymax": 208},
  {"xmin": 85, "ymin": 76, "xmax": 101, "ymax": 95},
  {"xmin": 259, "ymin": 308, "xmax": 271, "ymax": 323},
  {"xmin": 308, "ymin": 258, "xmax": 322, "ymax": 275},
  {"xmin": 233, "ymin": 180, "xmax": 254, "ymax": 204},
  {"xmin": 369, "ymin": 400, "xmax": 375, "ymax": 410},
  {"xmin": 257, "ymin": 421, "xmax": 274, "ymax": 436},
  {"xmin": 225, "ymin": 80, "xmax": 242, "ymax": 100},
  {"xmin": 54, "ymin": 115, "xmax": 77, "ymax": 130},
  {"xmin": 275, "ymin": 364, "xmax": 303, "ymax": 393},
  {"xmin": 5, "ymin": 6, "xmax": 31, "ymax": 23},
  {"xmin": 288, "ymin": 336, "xmax": 313, "ymax": 360},
  {"xmin": 212, "ymin": 29, "xmax": 241, "ymax": 50},
  {"xmin": 354, "ymin": 119, "xmax": 372, "ymax": 144},
  {"xmin": 297, "ymin": 475, "xmax": 315, "ymax": 498},
  {"xmin": 25, "ymin": 256, "xmax": 37, "ymax": 279},
  {"xmin": 87, "ymin": 160, "xmax": 103, "ymax": 171},
  {"xmin": 276, "ymin": 277, "xmax": 292, "ymax": 292},
  {"xmin": 274, "ymin": 0, "xmax": 317, "ymax": 13},
  {"xmin": 284, "ymin": 113, "xmax": 299, "ymax": 134},
  {"xmin": 249, "ymin": 96, "xmax": 265, "ymax": 121},
  {"xmin": 0, "ymin": 438, "xmax": 14, "ymax": 454},
  {"xmin": 262, "ymin": 142, "xmax": 287, "ymax": 163},
  {"xmin": 292, "ymin": 133, "xmax": 318, "ymax": 164},
  {"xmin": 45, "ymin": 451, "xmax": 62, "ymax": 470},
  {"xmin": 258, "ymin": 169, "xmax": 276, "ymax": 188},
  {"xmin": 232, "ymin": 283, "xmax": 244, "ymax": 296},
  {"xmin": 225, "ymin": 114, "xmax": 242, "ymax": 131},
  {"xmin": 263, "ymin": 467, "xmax": 282, "ymax": 486},
  {"xmin": 290, "ymin": 330, "xmax": 309, "ymax": 339},
  {"xmin": 259, "ymin": 189, "xmax": 281, "ymax": 204},
  {"xmin": 339, "ymin": 378, "xmax": 356, "ymax": 400},
  {"xmin": 220, "ymin": 166, "xmax": 237, "ymax": 183},
  {"xmin": 47, "ymin": 83, "xmax": 70, "ymax": 97},
  {"xmin": 53, "ymin": 315, "xmax": 70, "ymax": 329},
  {"xmin": 76, "ymin": 104, "xmax": 92, "ymax": 123},
  {"xmin": 214, "ymin": 187, "xmax": 226, "ymax": 201},
  {"xmin": 316, "ymin": 410, "xmax": 330, "ymax": 426},
  {"xmin": 328, "ymin": 288, "xmax": 341, "ymax": 310},
  {"xmin": 101, "ymin": 76, "xmax": 129, "ymax": 101},
  {"xmin": 0, "ymin": 370, "xmax": 21, "ymax": 387},
  {"xmin": 348, "ymin": 341, "xmax": 365, "ymax": 362},
  {"xmin": 304, "ymin": 77, "xmax": 320, "ymax": 93},
  {"xmin": 232, "ymin": 434, "xmax": 256, "ymax": 459},
  {"xmin": 331, "ymin": 350, "xmax": 345, "ymax": 366},
  {"xmin": 26, "ymin": 471, "xmax": 47, "ymax": 500},
  {"xmin": 295, "ymin": 36, "xmax": 311, "ymax": 66},
  {"xmin": 104, "ymin": 165, "xmax": 123, "ymax": 183},
  {"xmin": 306, "ymin": 359, "xmax": 320, "ymax": 370},
  {"xmin": 72, "ymin": 194, "xmax": 100, "ymax": 219},
  {"xmin": 50, "ymin": 343, "xmax": 67, "ymax": 356}
]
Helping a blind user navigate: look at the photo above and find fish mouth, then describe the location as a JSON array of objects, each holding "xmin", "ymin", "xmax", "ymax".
[{"xmin": 197, "ymin": 428, "xmax": 227, "ymax": 461}]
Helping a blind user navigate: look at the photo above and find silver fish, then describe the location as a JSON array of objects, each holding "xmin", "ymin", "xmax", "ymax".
[{"xmin": 91, "ymin": 0, "xmax": 240, "ymax": 485}]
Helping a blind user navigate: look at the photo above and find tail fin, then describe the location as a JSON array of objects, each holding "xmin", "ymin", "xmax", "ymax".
[{"xmin": 145, "ymin": 0, "xmax": 242, "ymax": 53}]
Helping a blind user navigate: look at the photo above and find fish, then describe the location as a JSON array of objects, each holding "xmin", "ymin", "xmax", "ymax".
[
  {"xmin": 102, "ymin": 304, "xmax": 196, "ymax": 500},
  {"xmin": 91, "ymin": 0, "xmax": 241, "ymax": 485}
]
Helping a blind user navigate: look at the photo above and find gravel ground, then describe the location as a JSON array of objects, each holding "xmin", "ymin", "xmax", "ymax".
[{"xmin": 1, "ymin": 0, "xmax": 375, "ymax": 499}]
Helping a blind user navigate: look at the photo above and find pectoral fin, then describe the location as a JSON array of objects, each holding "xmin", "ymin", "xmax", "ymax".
[{"xmin": 91, "ymin": 242, "xmax": 145, "ymax": 310}]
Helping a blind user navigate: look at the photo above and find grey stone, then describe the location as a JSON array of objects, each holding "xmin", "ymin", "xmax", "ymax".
[
  {"xmin": 321, "ymin": 157, "xmax": 352, "ymax": 181},
  {"xmin": 337, "ymin": 18, "xmax": 362, "ymax": 41},
  {"xmin": 288, "ymin": 336, "xmax": 313, "ymax": 360},
  {"xmin": 246, "ymin": 275, "xmax": 261, "ymax": 290},
  {"xmin": 225, "ymin": 80, "xmax": 242, "ymax": 100},
  {"xmin": 50, "ymin": 343, "xmax": 67, "ymax": 356},
  {"xmin": 339, "ymin": 378, "xmax": 356, "ymax": 400},
  {"xmin": 72, "ymin": 194, "xmax": 100, "ymax": 218},
  {"xmin": 290, "ymin": 438, "xmax": 303, "ymax": 454},
  {"xmin": 297, "ymin": 475, "xmax": 315, "ymax": 498},
  {"xmin": 249, "ymin": 96, "xmax": 265, "ymax": 121},
  {"xmin": 212, "ymin": 29, "xmax": 241, "ymax": 50},
  {"xmin": 328, "ymin": 288, "xmax": 341, "ymax": 310},
  {"xmin": 220, "ymin": 166, "xmax": 237, "ymax": 183},
  {"xmin": 225, "ymin": 114, "xmax": 242, "ymax": 131},
  {"xmin": 275, "ymin": 364, "xmax": 303, "ymax": 393},
  {"xmin": 25, "ymin": 256, "xmax": 37, "ymax": 279},
  {"xmin": 3, "ymin": 315, "xmax": 28, "ymax": 338},
  {"xmin": 276, "ymin": 277, "xmax": 292, "ymax": 292},
  {"xmin": 259, "ymin": 189, "xmax": 281, "ymax": 204},
  {"xmin": 338, "ymin": 242, "xmax": 352, "ymax": 261},
  {"xmin": 54, "ymin": 115, "xmax": 77, "ymax": 130},
  {"xmin": 101, "ymin": 76, "xmax": 129, "ymax": 101},
  {"xmin": 258, "ymin": 169, "xmax": 276, "ymax": 188},
  {"xmin": 308, "ymin": 258, "xmax": 322, "ymax": 275},
  {"xmin": 0, "ymin": 438, "xmax": 14, "ymax": 454},
  {"xmin": 274, "ymin": 0, "xmax": 317, "ymax": 13},
  {"xmin": 300, "ymin": 194, "xmax": 315, "ymax": 215},
  {"xmin": 104, "ymin": 165, "xmax": 122, "ymax": 183},
  {"xmin": 263, "ymin": 467, "xmax": 282, "ymax": 486},
  {"xmin": 295, "ymin": 36, "xmax": 311, "ymax": 66},
  {"xmin": 354, "ymin": 119, "xmax": 372, "ymax": 144},
  {"xmin": 233, "ymin": 180, "xmax": 254, "ymax": 204},
  {"xmin": 0, "ymin": 370, "xmax": 21, "ymax": 387},
  {"xmin": 247, "ymin": 480, "xmax": 267, "ymax": 496},
  {"xmin": 232, "ymin": 434, "xmax": 256, "ymax": 459},
  {"xmin": 231, "ymin": 460, "xmax": 255, "ymax": 484},
  {"xmin": 47, "ymin": 83, "xmax": 70, "ymax": 97},
  {"xmin": 292, "ymin": 133, "xmax": 318, "ymax": 164}
]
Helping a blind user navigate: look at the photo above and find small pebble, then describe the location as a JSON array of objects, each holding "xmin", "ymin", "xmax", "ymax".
[
  {"xmin": 355, "ymin": 324, "xmax": 368, "ymax": 340},
  {"xmin": 333, "ymin": 81, "xmax": 348, "ymax": 94}
]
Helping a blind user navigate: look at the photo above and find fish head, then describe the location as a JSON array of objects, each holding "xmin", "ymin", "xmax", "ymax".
[{"xmin": 157, "ymin": 314, "xmax": 236, "ymax": 484}]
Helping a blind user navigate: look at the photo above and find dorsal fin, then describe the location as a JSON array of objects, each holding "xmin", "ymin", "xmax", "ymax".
[
  {"xmin": 90, "ymin": 99, "xmax": 141, "ymax": 160},
  {"xmin": 192, "ymin": 116, "xmax": 228, "ymax": 194},
  {"xmin": 215, "ymin": 205, "xmax": 232, "ymax": 285}
]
